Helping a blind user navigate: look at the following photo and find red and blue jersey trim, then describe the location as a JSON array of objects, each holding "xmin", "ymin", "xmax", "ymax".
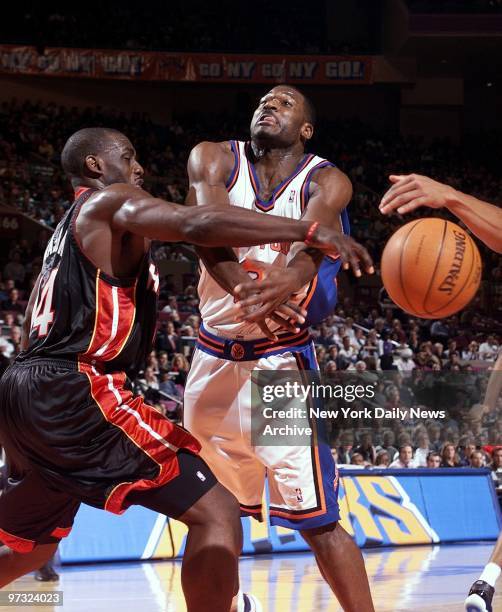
[
  {"xmin": 245, "ymin": 142, "xmax": 315, "ymax": 212},
  {"xmin": 196, "ymin": 324, "xmax": 311, "ymax": 361},
  {"xmin": 225, "ymin": 140, "xmax": 241, "ymax": 192}
]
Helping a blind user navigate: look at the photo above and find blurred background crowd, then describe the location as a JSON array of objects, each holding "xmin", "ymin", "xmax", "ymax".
[
  {"xmin": 0, "ymin": 0, "xmax": 501, "ymax": 492},
  {"xmin": 0, "ymin": 99, "xmax": 500, "ymax": 491}
]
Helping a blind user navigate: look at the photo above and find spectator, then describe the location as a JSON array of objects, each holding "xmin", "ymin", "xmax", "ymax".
[
  {"xmin": 380, "ymin": 353, "xmax": 397, "ymax": 371},
  {"xmin": 170, "ymin": 353, "xmax": 190, "ymax": 386},
  {"xmin": 338, "ymin": 335, "xmax": 357, "ymax": 365},
  {"xmin": 389, "ymin": 445, "xmax": 414, "ymax": 468},
  {"xmin": 351, "ymin": 453, "xmax": 366, "ymax": 467},
  {"xmin": 426, "ymin": 452, "xmax": 441, "ymax": 468},
  {"xmin": 138, "ymin": 366, "xmax": 159, "ymax": 391},
  {"xmin": 1, "ymin": 288, "xmax": 23, "ymax": 313},
  {"xmin": 379, "ymin": 431, "xmax": 398, "ymax": 460},
  {"xmin": 428, "ymin": 424, "xmax": 443, "ymax": 452},
  {"xmin": 360, "ymin": 329, "xmax": 380, "ymax": 359},
  {"xmin": 394, "ymin": 348, "xmax": 416, "ymax": 377},
  {"xmin": 458, "ymin": 437, "xmax": 477, "ymax": 466},
  {"xmin": 441, "ymin": 443, "xmax": 460, "ymax": 468},
  {"xmin": 3, "ymin": 252, "xmax": 25, "ymax": 285},
  {"xmin": 462, "ymin": 341, "xmax": 479, "ymax": 361},
  {"xmin": 159, "ymin": 371, "xmax": 182, "ymax": 400},
  {"xmin": 469, "ymin": 450, "xmax": 486, "ymax": 468},
  {"xmin": 479, "ymin": 335, "xmax": 499, "ymax": 361},
  {"xmin": 338, "ymin": 431, "xmax": 354, "ymax": 464},
  {"xmin": 413, "ymin": 433, "xmax": 431, "ymax": 467},
  {"xmin": 353, "ymin": 432, "xmax": 376, "ymax": 464},
  {"xmin": 491, "ymin": 448, "xmax": 502, "ymax": 491},
  {"xmin": 375, "ymin": 450, "xmax": 390, "ymax": 468},
  {"xmin": 430, "ymin": 320, "xmax": 450, "ymax": 344},
  {"xmin": 158, "ymin": 351, "xmax": 170, "ymax": 372}
]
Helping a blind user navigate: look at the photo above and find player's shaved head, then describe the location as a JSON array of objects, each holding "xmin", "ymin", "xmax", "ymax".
[{"xmin": 61, "ymin": 127, "xmax": 128, "ymax": 180}]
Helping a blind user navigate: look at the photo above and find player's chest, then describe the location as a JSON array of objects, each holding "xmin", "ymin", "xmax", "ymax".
[{"xmin": 230, "ymin": 179, "xmax": 303, "ymax": 219}]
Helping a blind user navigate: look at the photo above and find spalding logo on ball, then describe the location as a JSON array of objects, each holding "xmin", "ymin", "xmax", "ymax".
[{"xmin": 381, "ymin": 218, "xmax": 482, "ymax": 319}]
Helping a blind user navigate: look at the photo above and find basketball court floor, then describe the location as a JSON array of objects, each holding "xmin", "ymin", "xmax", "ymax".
[{"xmin": 3, "ymin": 542, "xmax": 500, "ymax": 611}]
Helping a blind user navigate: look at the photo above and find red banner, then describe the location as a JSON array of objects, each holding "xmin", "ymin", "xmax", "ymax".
[{"xmin": 0, "ymin": 46, "xmax": 373, "ymax": 84}]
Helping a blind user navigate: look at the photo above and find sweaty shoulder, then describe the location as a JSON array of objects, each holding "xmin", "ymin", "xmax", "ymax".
[
  {"xmin": 80, "ymin": 184, "xmax": 149, "ymax": 221},
  {"xmin": 187, "ymin": 141, "xmax": 235, "ymax": 184},
  {"xmin": 309, "ymin": 164, "xmax": 353, "ymax": 206}
]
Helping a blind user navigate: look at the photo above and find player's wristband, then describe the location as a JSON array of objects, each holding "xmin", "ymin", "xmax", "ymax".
[{"xmin": 304, "ymin": 221, "xmax": 320, "ymax": 246}]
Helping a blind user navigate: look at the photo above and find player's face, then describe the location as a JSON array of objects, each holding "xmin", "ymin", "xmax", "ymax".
[
  {"xmin": 93, "ymin": 136, "xmax": 144, "ymax": 187},
  {"xmin": 250, "ymin": 87, "xmax": 313, "ymax": 146}
]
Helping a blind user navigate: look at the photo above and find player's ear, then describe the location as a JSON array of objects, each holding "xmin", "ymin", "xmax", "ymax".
[
  {"xmin": 300, "ymin": 122, "xmax": 314, "ymax": 142},
  {"xmin": 84, "ymin": 154, "xmax": 102, "ymax": 177}
]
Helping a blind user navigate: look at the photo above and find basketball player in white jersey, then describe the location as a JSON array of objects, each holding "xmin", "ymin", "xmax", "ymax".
[{"xmin": 184, "ymin": 86, "xmax": 375, "ymax": 612}]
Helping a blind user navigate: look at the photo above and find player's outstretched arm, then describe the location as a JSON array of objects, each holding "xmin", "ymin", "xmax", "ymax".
[
  {"xmin": 235, "ymin": 165, "xmax": 367, "ymax": 323},
  {"xmin": 380, "ymin": 174, "xmax": 502, "ymax": 253},
  {"xmin": 96, "ymin": 183, "xmax": 373, "ymax": 269}
]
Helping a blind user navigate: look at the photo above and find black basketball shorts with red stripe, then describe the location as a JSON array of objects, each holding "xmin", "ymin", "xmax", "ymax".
[{"xmin": 0, "ymin": 358, "xmax": 215, "ymax": 553}]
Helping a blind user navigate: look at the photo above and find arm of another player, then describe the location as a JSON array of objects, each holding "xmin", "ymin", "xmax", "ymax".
[
  {"xmin": 380, "ymin": 174, "xmax": 502, "ymax": 253},
  {"xmin": 235, "ymin": 166, "xmax": 374, "ymax": 322},
  {"xmin": 105, "ymin": 183, "xmax": 370, "ymax": 261},
  {"xmin": 20, "ymin": 274, "xmax": 42, "ymax": 351}
]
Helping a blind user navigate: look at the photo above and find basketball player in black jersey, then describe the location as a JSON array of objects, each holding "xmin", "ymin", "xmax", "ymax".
[{"xmin": 0, "ymin": 128, "xmax": 372, "ymax": 611}]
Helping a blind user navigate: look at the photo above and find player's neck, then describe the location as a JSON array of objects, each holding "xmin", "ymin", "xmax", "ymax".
[
  {"xmin": 71, "ymin": 177, "xmax": 107, "ymax": 191},
  {"xmin": 249, "ymin": 140, "xmax": 305, "ymax": 170}
]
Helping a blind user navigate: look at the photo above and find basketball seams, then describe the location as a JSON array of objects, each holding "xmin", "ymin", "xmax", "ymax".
[
  {"xmin": 398, "ymin": 219, "xmax": 427, "ymax": 317},
  {"xmin": 427, "ymin": 230, "xmax": 480, "ymax": 316},
  {"xmin": 423, "ymin": 220, "xmax": 448, "ymax": 316}
]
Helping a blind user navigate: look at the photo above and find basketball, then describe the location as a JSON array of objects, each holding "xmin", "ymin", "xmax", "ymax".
[{"xmin": 381, "ymin": 218, "xmax": 482, "ymax": 319}]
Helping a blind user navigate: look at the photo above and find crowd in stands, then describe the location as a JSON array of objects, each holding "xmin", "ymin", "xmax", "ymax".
[{"xmin": 0, "ymin": 99, "xmax": 500, "ymax": 481}]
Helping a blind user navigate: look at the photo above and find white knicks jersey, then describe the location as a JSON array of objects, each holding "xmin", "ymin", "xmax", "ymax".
[{"xmin": 198, "ymin": 140, "xmax": 346, "ymax": 339}]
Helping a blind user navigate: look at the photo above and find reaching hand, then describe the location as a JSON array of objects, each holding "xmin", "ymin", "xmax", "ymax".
[
  {"xmin": 306, "ymin": 226, "xmax": 374, "ymax": 277},
  {"xmin": 379, "ymin": 174, "xmax": 457, "ymax": 215},
  {"xmin": 234, "ymin": 268, "xmax": 307, "ymax": 341}
]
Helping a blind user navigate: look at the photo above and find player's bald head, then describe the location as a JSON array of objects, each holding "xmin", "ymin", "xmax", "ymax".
[{"xmin": 61, "ymin": 127, "xmax": 130, "ymax": 179}]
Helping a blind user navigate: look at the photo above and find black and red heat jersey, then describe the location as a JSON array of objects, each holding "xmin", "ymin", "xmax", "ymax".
[{"xmin": 19, "ymin": 187, "xmax": 159, "ymax": 377}]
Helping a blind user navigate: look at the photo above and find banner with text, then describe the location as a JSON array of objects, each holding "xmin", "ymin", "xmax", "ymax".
[{"xmin": 0, "ymin": 45, "xmax": 373, "ymax": 84}]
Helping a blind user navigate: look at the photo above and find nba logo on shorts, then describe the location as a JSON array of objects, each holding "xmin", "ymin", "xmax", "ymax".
[
  {"xmin": 288, "ymin": 190, "xmax": 296, "ymax": 203},
  {"xmin": 295, "ymin": 488, "xmax": 303, "ymax": 502},
  {"xmin": 196, "ymin": 471, "xmax": 206, "ymax": 482},
  {"xmin": 230, "ymin": 343, "xmax": 245, "ymax": 360}
]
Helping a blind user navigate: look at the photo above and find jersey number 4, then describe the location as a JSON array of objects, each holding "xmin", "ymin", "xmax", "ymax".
[{"xmin": 31, "ymin": 269, "xmax": 58, "ymax": 338}]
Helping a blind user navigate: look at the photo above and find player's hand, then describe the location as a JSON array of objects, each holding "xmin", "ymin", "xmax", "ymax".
[
  {"xmin": 379, "ymin": 174, "xmax": 457, "ymax": 215},
  {"xmin": 234, "ymin": 268, "xmax": 307, "ymax": 340},
  {"xmin": 307, "ymin": 227, "xmax": 374, "ymax": 277}
]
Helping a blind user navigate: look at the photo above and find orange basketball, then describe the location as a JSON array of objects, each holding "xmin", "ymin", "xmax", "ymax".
[{"xmin": 381, "ymin": 218, "xmax": 482, "ymax": 319}]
